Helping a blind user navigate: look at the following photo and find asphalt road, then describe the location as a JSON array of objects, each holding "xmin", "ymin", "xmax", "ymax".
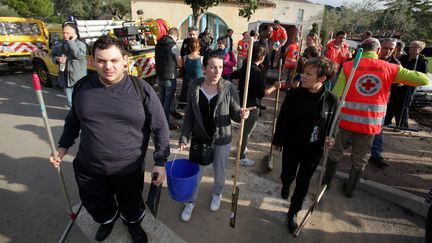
[
  {"xmin": 0, "ymin": 71, "xmax": 427, "ymax": 243},
  {"xmin": 0, "ymin": 70, "xmax": 88, "ymax": 243}
]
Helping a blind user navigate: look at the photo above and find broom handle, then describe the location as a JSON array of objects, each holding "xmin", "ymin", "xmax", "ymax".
[
  {"xmin": 268, "ymin": 59, "xmax": 283, "ymax": 157},
  {"xmin": 32, "ymin": 73, "xmax": 74, "ymax": 214},
  {"xmin": 232, "ymin": 38, "xmax": 254, "ymax": 191},
  {"xmin": 317, "ymin": 48, "xmax": 364, "ymax": 195}
]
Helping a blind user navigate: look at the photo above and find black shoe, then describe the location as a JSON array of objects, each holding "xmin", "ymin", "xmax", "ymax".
[
  {"xmin": 281, "ymin": 187, "xmax": 289, "ymax": 200},
  {"xmin": 287, "ymin": 212, "xmax": 298, "ymax": 233},
  {"xmin": 369, "ymin": 157, "xmax": 389, "ymax": 168},
  {"xmin": 96, "ymin": 222, "xmax": 115, "ymax": 241},
  {"xmin": 128, "ymin": 223, "xmax": 148, "ymax": 243},
  {"xmin": 259, "ymin": 104, "xmax": 267, "ymax": 110},
  {"xmin": 95, "ymin": 213, "xmax": 119, "ymax": 241},
  {"xmin": 170, "ymin": 111, "xmax": 183, "ymax": 120}
]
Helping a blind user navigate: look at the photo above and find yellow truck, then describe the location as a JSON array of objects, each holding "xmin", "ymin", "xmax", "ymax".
[
  {"xmin": 32, "ymin": 18, "xmax": 169, "ymax": 87},
  {"xmin": 0, "ymin": 17, "xmax": 48, "ymax": 66}
]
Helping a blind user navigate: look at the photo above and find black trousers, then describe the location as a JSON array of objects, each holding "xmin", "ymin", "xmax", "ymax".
[
  {"xmin": 385, "ymin": 85, "xmax": 414, "ymax": 127},
  {"xmin": 179, "ymin": 77, "xmax": 192, "ymax": 109},
  {"xmin": 73, "ymin": 160, "xmax": 145, "ymax": 224},
  {"xmin": 281, "ymin": 146, "xmax": 321, "ymax": 214}
]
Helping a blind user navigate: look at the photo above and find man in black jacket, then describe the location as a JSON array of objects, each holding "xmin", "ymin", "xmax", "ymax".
[
  {"xmin": 370, "ymin": 38, "xmax": 400, "ymax": 168},
  {"xmin": 155, "ymin": 27, "xmax": 183, "ymax": 130},
  {"xmin": 49, "ymin": 36, "xmax": 170, "ymax": 243},
  {"xmin": 181, "ymin": 26, "xmax": 207, "ymax": 57},
  {"xmin": 224, "ymin": 28, "xmax": 234, "ymax": 52}
]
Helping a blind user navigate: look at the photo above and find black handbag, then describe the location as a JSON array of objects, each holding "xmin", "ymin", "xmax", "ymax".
[{"xmin": 189, "ymin": 140, "xmax": 215, "ymax": 165}]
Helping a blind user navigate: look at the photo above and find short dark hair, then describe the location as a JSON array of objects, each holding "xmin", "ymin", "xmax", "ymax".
[
  {"xmin": 274, "ymin": 20, "xmax": 280, "ymax": 25},
  {"xmin": 307, "ymin": 46, "xmax": 321, "ymax": 58},
  {"xmin": 381, "ymin": 38, "xmax": 397, "ymax": 45},
  {"xmin": 217, "ymin": 36, "xmax": 227, "ymax": 46},
  {"xmin": 92, "ymin": 36, "xmax": 127, "ymax": 57},
  {"xmin": 303, "ymin": 57, "xmax": 337, "ymax": 81},
  {"xmin": 203, "ymin": 50, "xmax": 224, "ymax": 67},
  {"xmin": 336, "ymin": 31, "xmax": 347, "ymax": 37},
  {"xmin": 364, "ymin": 31, "xmax": 372, "ymax": 37},
  {"xmin": 168, "ymin": 27, "xmax": 179, "ymax": 36},
  {"xmin": 252, "ymin": 45, "xmax": 267, "ymax": 63},
  {"xmin": 249, "ymin": 30, "xmax": 257, "ymax": 37},
  {"xmin": 258, "ymin": 23, "xmax": 272, "ymax": 34},
  {"xmin": 227, "ymin": 28, "xmax": 233, "ymax": 33},
  {"xmin": 187, "ymin": 26, "xmax": 198, "ymax": 32}
]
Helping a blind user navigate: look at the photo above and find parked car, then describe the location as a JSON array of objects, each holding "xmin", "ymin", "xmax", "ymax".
[{"xmin": 411, "ymin": 73, "xmax": 432, "ymax": 108}]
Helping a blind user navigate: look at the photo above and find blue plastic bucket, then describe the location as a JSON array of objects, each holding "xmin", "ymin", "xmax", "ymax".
[{"xmin": 165, "ymin": 159, "xmax": 199, "ymax": 202}]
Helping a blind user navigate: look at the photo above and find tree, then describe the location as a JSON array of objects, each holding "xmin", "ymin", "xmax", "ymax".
[
  {"xmin": 57, "ymin": 0, "xmax": 103, "ymax": 20},
  {"xmin": 103, "ymin": 1, "xmax": 130, "ymax": 20},
  {"xmin": 310, "ymin": 23, "xmax": 319, "ymax": 34},
  {"xmin": 0, "ymin": 4, "xmax": 19, "ymax": 16},
  {"xmin": 184, "ymin": 0, "xmax": 258, "ymax": 26},
  {"xmin": 7, "ymin": 0, "xmax": 54, "ymax": 17},
  {"xmin": 330, "ymin": 1, "xmax": 379, "ymax": 35},
  {"xmin": 379, "ymin": 0, "xmax": 431, "ymax": 42}
]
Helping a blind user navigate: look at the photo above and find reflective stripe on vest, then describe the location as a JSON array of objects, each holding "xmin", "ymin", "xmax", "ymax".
[
  {"xmin": 340, "ymin": 113, "xmax": 383, "ymax": 125},
  {"xmin": 339, "ymin": 58, "xmax": 399, "ymax": 134},
  {"xmin": 343, "ymin": 101, "xmax": 387, "ymax": 113}
]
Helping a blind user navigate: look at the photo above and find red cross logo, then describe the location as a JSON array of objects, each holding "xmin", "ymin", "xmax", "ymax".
[
  {"xmin": 356, "ymin": 74, "xmax": 382, "ymax": 96},
  {"xmin": 361, "ymin": 79, "xmax": 376, "ymax": 91}
]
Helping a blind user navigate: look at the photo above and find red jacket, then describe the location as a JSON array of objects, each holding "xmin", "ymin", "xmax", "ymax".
[
  {"xmin": 284, "ymin": 43, "xmax": 299, "ymax": 68},
  {"xmin": 325, "ymin": 40, "xmax": 349, "ymax": 68},
  {"xmin": 237, "ymin": 39, "xmax": 249, "ymax": 58}
]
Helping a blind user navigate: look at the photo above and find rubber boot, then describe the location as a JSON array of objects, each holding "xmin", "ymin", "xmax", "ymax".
[
  {"xmin": 321, "ymin": 158, "xmax": 339, "ymax": 190},
  {"xmin": 287, "ymin": 209, "xmax": 298, "ymax": 234},
  {"xmin": 343, "ymin": 166, "xmax": 363, "ymax": 198}
]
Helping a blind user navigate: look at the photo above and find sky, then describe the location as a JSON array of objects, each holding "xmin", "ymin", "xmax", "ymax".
[{"xmin": 308, "ymin": 0, "xmax": 365, "ymax": 7}]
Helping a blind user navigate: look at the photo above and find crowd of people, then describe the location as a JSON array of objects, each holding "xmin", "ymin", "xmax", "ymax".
[{"xmin": 48, "ymin": 19, "xmax": 430, "ymax": 242}]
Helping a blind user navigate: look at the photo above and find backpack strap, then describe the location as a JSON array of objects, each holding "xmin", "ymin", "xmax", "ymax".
[{"xmin": 130, "ymin": 75, "xmax": 147, "ymax": 104}]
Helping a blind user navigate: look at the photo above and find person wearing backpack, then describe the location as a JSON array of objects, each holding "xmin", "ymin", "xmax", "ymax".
[{"xmin": 49, "ymin": 36, "xmax": 170, "ymax": 243}]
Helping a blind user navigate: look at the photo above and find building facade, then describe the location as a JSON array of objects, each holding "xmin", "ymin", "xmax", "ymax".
[{"xmin": 131, "ymin": 0, "xmax": 324, "ymax": 47}]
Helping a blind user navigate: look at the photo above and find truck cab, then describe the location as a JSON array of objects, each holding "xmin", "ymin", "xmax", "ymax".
[
  {"xmin": 0, "ymin": 17, "xmax": 48, "ymax": 66},
  {"xmin": 32, "ymin": 19, "xmax": 168, "ymax": 87}
]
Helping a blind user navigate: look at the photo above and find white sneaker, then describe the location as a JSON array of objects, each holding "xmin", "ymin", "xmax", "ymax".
[
  {"xmin": 210, "ymin": 194, "xmax": 221, "ymax": 211},
  {"xmin": 239, "ymin": 157, "xmax": 255, "ymax": 167},
  {"xmin": 181, "ymin": 202, "xmax": 195, "ymax": 222}
]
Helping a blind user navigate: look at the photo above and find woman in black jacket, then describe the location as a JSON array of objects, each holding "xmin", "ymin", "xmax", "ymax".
[{"xmin": 272, "ymin": 57, "xmax": 339, "ymax": 234}]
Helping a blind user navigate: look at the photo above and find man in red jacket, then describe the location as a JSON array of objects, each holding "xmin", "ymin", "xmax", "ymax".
[{"xmin": 323, "ymin": 30, "xmax": 352, "ymax": 89}]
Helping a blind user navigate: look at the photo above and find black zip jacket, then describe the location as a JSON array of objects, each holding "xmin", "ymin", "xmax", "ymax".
[{"xmin": 273, "ymin": 87, "xmax": 339, "ymax": 148}]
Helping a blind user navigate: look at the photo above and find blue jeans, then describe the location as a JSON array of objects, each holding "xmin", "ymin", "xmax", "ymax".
[
  {"xmin": 158, "ymin": 78, "xmax": 176, "ymax": 123},
  {"xmin": 371, "ymin": 131, "xmax": 383, "ymax": 158},
  {"xmin": 371, "ymin": 115, "xmax": 386, "ymax": 158},
  {"xmin": 64, "ymin": 87, "xmax": 73, "ymax": 108}
]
